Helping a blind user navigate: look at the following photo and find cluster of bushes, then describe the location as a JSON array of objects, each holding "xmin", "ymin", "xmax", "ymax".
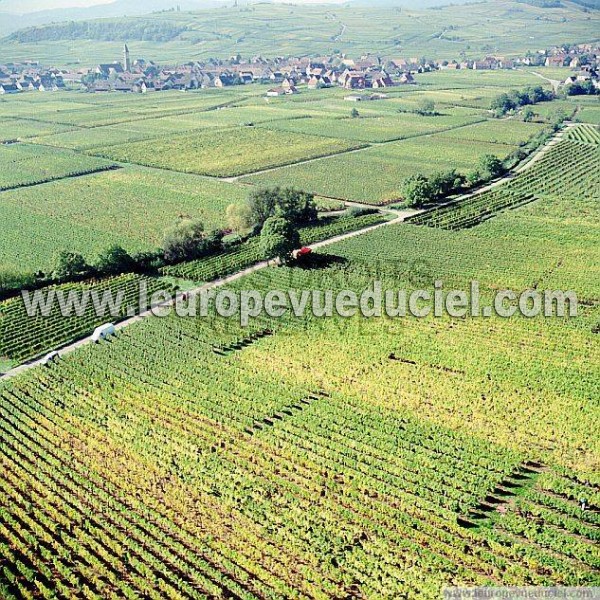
[
  {"xmin": 1, "ymin": 188, "xmax": 355, "ymax": 298},
  {"xmin": 401, "ymin": 156, "xmax": 506, "ymax": 208},
  {"xmin": 565, "ymin": 80, "xmax": 600, "ymax": 96},
  {"xmin": 490, "ymin": 86, "xmax": 554, "ymax": 117}
]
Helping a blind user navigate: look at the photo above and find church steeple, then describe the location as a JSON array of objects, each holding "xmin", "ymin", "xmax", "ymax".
[{"xmin": 123, "ymin": 43, "xmax": 131, "ymax": 72}]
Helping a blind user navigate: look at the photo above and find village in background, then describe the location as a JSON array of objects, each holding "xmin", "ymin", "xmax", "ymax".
[{"xmin": 1, "ymin": 41, "xmax": 600, "ymax": 97}]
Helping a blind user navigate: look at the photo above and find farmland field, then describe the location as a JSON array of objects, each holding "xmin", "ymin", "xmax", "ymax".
[
  {"xmin": 259, "ymin": 113, "xmax": 485, "ymax": 143},
  {"xmin": 577, "ymin": 106, "xmax": 600, "ymax": 125},
  {"xmin": 431, "ymin": 119, "xmax": 548, "ymax": 146},
  {"xmin": 244, "ymin": 131, "xmax": 519, "ymax": 204},
  {"xmin": 0, "ymin": 143, "xmax": 115, "ymax": 191},
  {"xmin": 0, "ymin": 141, "xmax": 598, "ymax": 596},
  {"xmin": 93, "ymin": 127, "xmax": 366, "ymax": 177},
  {"xmin": 0, "ymin": 10, "xmax": 598, "ymax": 594},
  {"xmin": 0, "ymin": 118, "xmax": 77, "ymax": 143},
  {"xmin": 0, "ymin": 168, "xmax": 249, "ymax": 276},
  {"xmin": 0, "ymin": 275, "xmax": 167, "ymax": 367}
]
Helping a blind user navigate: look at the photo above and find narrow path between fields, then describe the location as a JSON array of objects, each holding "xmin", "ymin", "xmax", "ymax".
[
  {"xmin": 528, "ymin": 70, "xmax": 562, "ymax": 94},
  {"xmin": 0, "ymin": 125, "xmax": 569, "ymax": 382}
]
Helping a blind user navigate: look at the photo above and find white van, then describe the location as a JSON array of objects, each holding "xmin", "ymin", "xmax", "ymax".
[
  {"xmin": 92, "ymin": 323, "xmax": 116, "ymax": 343},
  {"xmin": 41, "ymin": 351, "xmax": 60, "ymax": 366}
]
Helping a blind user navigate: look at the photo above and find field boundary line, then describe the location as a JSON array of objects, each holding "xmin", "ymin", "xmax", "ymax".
[
  {"xmin": 226, "ymin": 118, "xmax": 494, "ymax": 182},
  {"xmin": 0, "ymin": 164, "xmax": 121, "ymax": 194}
]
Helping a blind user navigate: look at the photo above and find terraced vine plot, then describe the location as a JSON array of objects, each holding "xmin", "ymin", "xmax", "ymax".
[
  {"xmin": 565, "ymin": 123, "xmax": 600, "ymax": 145},
  {"xmin": 0, "ymin": 264, "xmax": 598, "ymax": 599},
  {"xmin": 407, "ymin": 134, "xmax": 600, "ymax": 231},
  {"xmin": 0, "ymin": 275, "xmax": 166, "ymax": 365},
  {"xmin": 407, "ymin": 187, "xmax": 537, "ymax": 231},
  {"xmin": 0, "ymin": 143, "xmax": 115, "ymax": 191}
]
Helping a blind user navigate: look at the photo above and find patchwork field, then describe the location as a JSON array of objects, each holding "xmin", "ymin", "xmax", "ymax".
[
  {"xmin": 93, "ymin": 127, "xmax": 366, "ymax": 177},
  {"xmin": 244, "ymin": 132, "xmax": 519, "ymax": 204},
  {"xmin": 0, "ymin": 140, "xmax": 597, "ymax": 597},
  {"xmin": 0, "ymin": 73, "xmax": 589, "ymax": 284},
  {"xmin": 577, "ymin": 105, "xmax": 600, "ymax": 125},
  {"xmin": 0, "ymin": 143, "xmax": 114, "ymax": 191},
  {"xmin": 432, "ymin": 119, "xmax": 548, "ymax": 146}
]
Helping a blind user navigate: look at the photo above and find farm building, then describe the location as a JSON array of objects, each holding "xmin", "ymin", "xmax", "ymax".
[{"xmin": 266, "ymin": 86, "xmax": 297, "ymax": 97}]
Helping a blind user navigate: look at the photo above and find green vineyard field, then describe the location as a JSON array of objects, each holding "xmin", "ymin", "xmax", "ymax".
[{"xmin": 0, "ymin": 275, "xmax": 166, "ymax": 366}]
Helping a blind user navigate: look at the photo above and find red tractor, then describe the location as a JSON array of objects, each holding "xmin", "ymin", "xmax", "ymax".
[{"xmin": 292, "ymin": 247, "xmax": 313, "ymax": 261}]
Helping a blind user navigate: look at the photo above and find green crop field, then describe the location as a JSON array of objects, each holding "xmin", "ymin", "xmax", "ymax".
[
  {"xmin": 0, "ymin": 143, "xmax": 114, "ymax": 191},
  {"xmin": 31, "ymin": 124, "xmax": 158, "ymax": 151},
  {"xmin": 0, "ymin": 167, "xmax": 249, "ymax": 277},
  {"xmin": 259, "ymin": 113, "xmax": 485, "ymax": 143},
  {"xmin": 0, "ymin": 118, "xmax": 77, "ymax": 142},
  {"xmin": 432, "ymin": 119, "xmax": 549, "ymax": 146},
  {"xmin": 93, "ymin": 126, "xmax": 366, "ymax": 177},
  {"xmin": 577, "ymin": 105, "xmax": 600, "ymax": 125},
  {"xmin": 244, "ymin": 131, "xmax": 519, "ymax": 204},
  {"xmin": 0, "ymin": 137, "xmax": 597, "ymax": 597}
]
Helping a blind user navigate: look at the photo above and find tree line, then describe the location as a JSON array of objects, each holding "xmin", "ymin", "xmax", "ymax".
[
  {"xmin": 490, "ymin": 86, "xmax": 554, "ymax": 118},
  {"xmin": 0, "ymin": 188, "xmax": 321, "ymax": 299},
  {"xmin": 8, "ymin": 21, "xmax": 188, "ymax": 43}
]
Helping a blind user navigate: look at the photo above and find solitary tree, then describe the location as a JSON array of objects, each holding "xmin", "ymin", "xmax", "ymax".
[
  {"xmin": 163, "ymin": 219, "xmax": 206, "ymax": 263},
  {"xmin": 248, "ymin": 188, "xmax": 281, "ymax": 227},
  {"xmin": 260, "ymin": 217, "xmax": 300, "ymax": 263},
  {"xmin": 226, "ymin": 203, "xmax": 253, "ymax": 234},
  {"xmin": 401, "ymin": 174, "xmax": 433, "ymax": 208},
  {"xmin": 416, "ymin": 99, "xmax": 436, "ymax": 116},
  {"xmin": 522, "ymin": 107, "xmax": 535, "ymax": 122},
  {"xmin": 479, "ymin": 154, "xmax": 505, "ymax": 180},
  {"xmin": 96, "ymin": 245, "xmax": 135, "ymax": 275}
]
